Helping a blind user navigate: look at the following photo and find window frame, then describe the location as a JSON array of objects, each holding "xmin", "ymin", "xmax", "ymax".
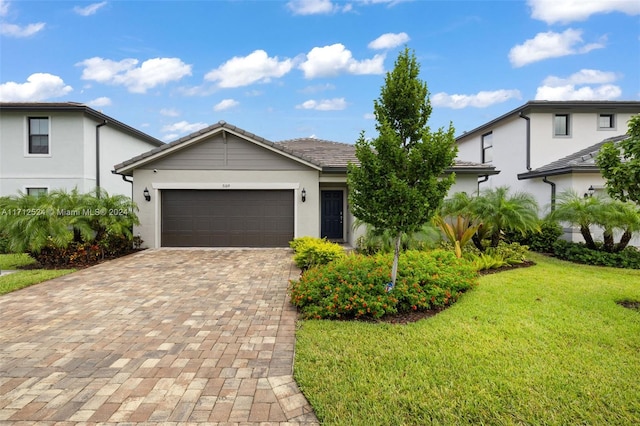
[
  {"xmin": 598, "ymin": 113, "xmax": 616, "ymax": 130},
  {"xmin": 26, "ymin": 116, "xmax": 51, "ymax": 156},
  {"xmin": 25, "ymin": 187, "xmax": 49, "ymax": 197},
  {"xmin": 481, "ymin": 131, "xmax": 493, "ymax": 164},
  {"xmin": 553, "ymin": 113, "xmax": 571, "ymax": 137}
]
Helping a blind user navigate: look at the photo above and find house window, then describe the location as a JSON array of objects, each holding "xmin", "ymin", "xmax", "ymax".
[
  {"xmin": 482, "ymin": 132, "xmax": 493, "ymax": 163},
  {"xmin": 26, "ymin": 187, "xmax": 48, "ymax": 197},
  {"xmin": 554, "ymin": 114, "xmax": 570, "ymax": 136},
  {"xmin": 28, "ymin": 117, "xmax": 49, "ymax": 154},
  {"xmin": 598, "ymin": 114, "xmax": 615, "ymax": 129}
]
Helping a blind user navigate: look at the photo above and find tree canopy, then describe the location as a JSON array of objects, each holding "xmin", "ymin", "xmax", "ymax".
[
  {"xmin": 347, "ymin": 47, "xmax": 458, "ymax": 284},
  {"xmin": 597, "ymin": 114, "xmax": 640, "ymax": 205}
]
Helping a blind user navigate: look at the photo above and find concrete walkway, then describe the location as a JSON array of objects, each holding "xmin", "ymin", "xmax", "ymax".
[{"xmin": 0, "ymin": 249, "xmax": 318, "ymax": 425}]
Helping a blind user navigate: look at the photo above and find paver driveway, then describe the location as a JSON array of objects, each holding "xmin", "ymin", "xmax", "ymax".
[{"xmin": 0, "ymin": 249, "xmax": 318, "ymax": 425}]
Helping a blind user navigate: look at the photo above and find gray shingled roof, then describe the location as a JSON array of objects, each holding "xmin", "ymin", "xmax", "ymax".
[
  {"xmin": 114, "ymin": 121, "xmax": 497, "ymax": 174},
  {"xmin": 517, "ymin": 134, "xmax": 628, "ymax": 180}
]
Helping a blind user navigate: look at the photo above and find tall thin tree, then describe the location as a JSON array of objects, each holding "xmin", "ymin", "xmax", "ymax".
[{"xmin": 347, "ymin": 47, "xmax": 458, "ymax": 285}]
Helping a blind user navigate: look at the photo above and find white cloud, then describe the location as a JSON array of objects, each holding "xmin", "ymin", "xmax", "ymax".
[
  {"xmin": 0, "ymin": 0, "xmax": 10, "ymax": 17},
  {"xmin": 287, "ymin": 0, "xmax": 336, "ymax": 15},
  {"xmin": 432, "ymin": 89, "xmax": 522, "ymax": 109},
  {"xmin": 205, "ymin": 50, "xmax": 293, "ymax": 88},
  {"xmin": 74, "ymin": 1, "xmax": 107, "ymax": 16},
  {"xmin": 0, "ymin": 22, "xmax": 45, "ymax": 37},
  {"xmin": 160, "ymin": 108, "xmax": 180, "ymax": 117},
  {"xmin": 527, "ymin": 0, "xmax": 640, "ymax": 24},
  {"xmin": 0, "ymin": 73, "xmax": 72, "ymax": 101},
  {"xmin": 368, "ymin": 32, "xmax": 410, "ymax": 50},
  {"xmin": 296, "ymin": 97, "xmax": 347, "ymax": 111},
  {"xmin": 161, "ymin": 120, "xmax": 208, "ymax": 135},
  {"xmin": 299, "ymin": 44, "xmax": 385, "ymax": 79},
  {"xmin": 213, "ymin": 98, "xmax": 240, "ymax": 111},
  {"xmin": 509, "ymin": 29, "xmax": 605, "ymax": 67},
  {"xmin": 535, "ymin": 69, "xmax": 622, "ymax": 100},
  {"xmin": 78, "ymin": 57, "xmax": 192, "ymax": 93},
  {"xmin": 299, "ymin": 83, "xmax": 336, "ymax": 94},
  {"xmin": 87, "ymin": 96, "xmax": 111, "ymax": 107},
  {"xmin": 363, "ymin": 113, "xmax": 375, "ymax": 119}
]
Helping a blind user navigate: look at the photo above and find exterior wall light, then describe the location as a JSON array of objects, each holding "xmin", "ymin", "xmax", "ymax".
[
  {"xmin": 584, "ymin": 185, "xmax": 595, "ymax": 198},
  {"xmin": 301, "ymin": 188, "xmax": 306, "ymax": 202},
  {"xmin": 143, "ymin": 187, "xmax": 151, "ymax": 202}
]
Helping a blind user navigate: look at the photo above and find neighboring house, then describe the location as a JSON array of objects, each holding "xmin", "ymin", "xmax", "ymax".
[
  {"xmin": 0, "ymin": 102, "xmax": 164, "ymax": 197},
  {"xmin": 456, "ymin": 101, "xmax": 640, "ymax": 243},
  {"xmin": 114, "ymin": 121, "xmax": 497, "ymax": 248}
]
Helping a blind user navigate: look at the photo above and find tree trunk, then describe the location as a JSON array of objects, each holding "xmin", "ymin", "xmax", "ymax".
[
  {"xmin": 603, "ymin": 230, "xmax": 615, "ymax": 252},
  {"xmin": 391, "ymin": 232, "xmax": 402, "ymax": 286},
  {"xmin": 580, "ymin": 225, "xmax": 597, "ymax": 250},
  {"xmin": 490, "ymin": 232, "xmax": 501, "ymax": 248},
  {"xmin": 615, "ymin": 231, "xmax": 633, "ymax": 252}
]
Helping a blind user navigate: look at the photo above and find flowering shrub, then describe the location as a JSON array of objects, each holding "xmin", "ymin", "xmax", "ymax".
[
  {"xmin": 289, "ymin": 249, "xmax": 477, "ymax": 320},
  {"xmin": 290, "ymin": 236, "xmax": 345, "ymax": 270}
]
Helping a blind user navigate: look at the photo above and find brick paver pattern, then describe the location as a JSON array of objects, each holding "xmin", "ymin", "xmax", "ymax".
[{"xmin": 0, "ymin": 249, "xmax": 318, "ymax": 425}]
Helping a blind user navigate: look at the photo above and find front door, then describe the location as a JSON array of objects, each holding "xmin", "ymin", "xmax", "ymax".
[{"xmin": 321, "ymin": 190, "xmax": 344, "ymax": 240}]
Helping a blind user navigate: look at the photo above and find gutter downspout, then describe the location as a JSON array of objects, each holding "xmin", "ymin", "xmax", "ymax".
[
  {"xmin": 542, "ymin": 176, "xmax": 556, "ymax": 211},
  {"xmin": 114, "ymin": 171, "xmax": 134, "ymax": 201},
  {"xmin": 477, "ymin": 175, "xmax": 489, "ymax": 195},
  {"xmin": 96, "ymin": 120, "xmax": 108, "ymax": 197},
  {"xmin": 519, "ymin": 112, "xmax": 531, "ymax": 171}
]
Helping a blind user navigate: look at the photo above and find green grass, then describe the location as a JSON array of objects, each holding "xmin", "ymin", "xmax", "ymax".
[
  {"xmin": 0, "ymin": 253, "xmax": 37, "ymax": 269},
  {"xmin": 0, "ymin": 254, "xmax": 74, "ymax": 295},
  {"xmin": 294, "ymin": 253, "xmax": 640, "ymax": 425}
]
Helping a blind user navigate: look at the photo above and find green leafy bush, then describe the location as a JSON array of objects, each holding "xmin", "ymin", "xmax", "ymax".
[
  {"xmin": 486, "ymin": 241, "xmax": 529, "ymax": 265},
  {"xmin": 506, "ymin": 220, "xmax": 562, "ymax": 253},
  {"xmin": 289, "ymin": 250, "xmax": 477, "ymax": 320},
  {"xmin": 552, "ymin": 240, "xmax": 640, "ymax": 269},
  {"xmin": 290, "ymin": 237, "xmax": 345, "ymax": 270},
  {"xmin": 466, "ymin": 252, "xmax": 508, "ymax": 271},
  {"xmin": 0, "ymin": 233, "xmax": 9, "ymax": 254}
]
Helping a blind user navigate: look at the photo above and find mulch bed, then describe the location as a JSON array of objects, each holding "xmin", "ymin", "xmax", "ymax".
[{"xmin": 617, "ymin": 300, "xmax": 640, "ymax": 311}]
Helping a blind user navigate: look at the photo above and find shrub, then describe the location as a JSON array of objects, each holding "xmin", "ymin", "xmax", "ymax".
[
  {"xmin": 486, "ymin": 241, "xmax": 529, "ymax": 265},
  {"xmin": 552, "ymin": 240, "xmax": 640, "ymax": 269},
  {"xmin": 290, "ymin": 237, "xmax": 345, "ymax": 270},
  {"xmin": 466, "ymin": 252, "xmax": 508, "ymax": 271},
  {"xmin": 506, "ymin": 220, "xmax": 562, "ymax": 253},
  {"xmin": 0, "ymin": 233, "xmax": 9, "ymax": 254},
  {"xmin": 289, "ymin": 250, "xmax": 478, "ymax": 320}
]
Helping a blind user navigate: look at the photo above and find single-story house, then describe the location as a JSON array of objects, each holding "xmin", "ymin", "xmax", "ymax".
[{"xmin": 114, "ymin": 121, "xmax": 498, "ymax": 248}]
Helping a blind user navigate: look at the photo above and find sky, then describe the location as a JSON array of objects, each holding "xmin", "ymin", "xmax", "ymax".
[{"xmin": 1, "ymin": 0, "xmax": 639, "ymax": 144}]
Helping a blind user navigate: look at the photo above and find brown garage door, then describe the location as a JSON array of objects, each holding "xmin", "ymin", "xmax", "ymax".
[{"xmin": 161, "ymin": 189, "xmax": 294, "ymax": 247}]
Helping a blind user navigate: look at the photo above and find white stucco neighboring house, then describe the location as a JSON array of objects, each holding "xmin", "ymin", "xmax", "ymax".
[
  {"xmin": 0, "ymin": 102, "xmax": 164, "ymax": 197},
  {"xmin": 114, "ymin": 121, "xmax": 498, "ymax": 248},
  {"xmin": 456, "ymin": 100, "xmax": 640, "ymax": 243}
]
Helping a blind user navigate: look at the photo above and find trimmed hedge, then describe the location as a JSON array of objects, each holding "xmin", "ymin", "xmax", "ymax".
[
  {"xmin": 289, "ymin": 249, "xmax": 478, "ymax": 320},
  {"xmin": 552, "ymin": 240, "xmax": 640, "ymax": 269},
  {"xmin": 290, "ymin": 237, "xmax": 345, "ymax": 270}
]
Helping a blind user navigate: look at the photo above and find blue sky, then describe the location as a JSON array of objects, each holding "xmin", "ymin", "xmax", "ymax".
[{"xmin": 1, "ymin": 0, "xmax": 639, "ymax": 143}]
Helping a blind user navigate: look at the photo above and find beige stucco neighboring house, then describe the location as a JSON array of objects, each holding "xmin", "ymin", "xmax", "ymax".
[
  {"xmin": 114, "ymin": 121, "xmax": 498, "ymax": 248},
  {"xmin": 0, "ymin": 102, "xmax": 164, "ymax": 197}
]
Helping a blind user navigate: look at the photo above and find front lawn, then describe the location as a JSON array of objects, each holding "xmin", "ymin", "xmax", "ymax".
[
  {"xmin": 0, "ymin": 254, "xmax": 74, "ymax": 295},
  {"xmin": 294, "ymin": 253, "xmax": 640, "ymax": 425}
]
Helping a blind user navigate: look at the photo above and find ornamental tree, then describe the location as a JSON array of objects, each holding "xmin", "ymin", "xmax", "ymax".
[
  {"xmin": 347, "ymin": 47, "xmax": 458, "ymax": 285},
  {"xmin": 597, "ymin": 114, "xmax": 640, "ymax": 205}
]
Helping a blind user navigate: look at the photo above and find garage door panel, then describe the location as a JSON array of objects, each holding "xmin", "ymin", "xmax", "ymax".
[{"xmin": 161, "ymin": 189, "xmax": 294, "ymax": 247}]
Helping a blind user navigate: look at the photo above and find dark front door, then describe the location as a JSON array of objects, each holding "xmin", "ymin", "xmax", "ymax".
[{"xmin": 321, "ymin": 190, "xmax": 343, "ymax": 240}]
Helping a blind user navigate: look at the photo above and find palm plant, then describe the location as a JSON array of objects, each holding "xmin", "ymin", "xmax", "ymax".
[
  {"xmin": 0, "ymin": 191, "xmax": 74, "ymax": 254},
  {"xmin": 593, "ymin": 199, "xmax": 640, "ymax": 252},
  {"xmin": 469, "ymin": 186, "xmax": 540, "ymax": 248},
  {"xmin": 548, "ymin": 190, "xmax": 602, "ymax": 250}
]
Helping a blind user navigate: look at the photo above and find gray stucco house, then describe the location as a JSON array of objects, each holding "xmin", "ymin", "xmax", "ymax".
[
  {"xmin": 0, "ymin": 102, "xmax": 163, "ymax": 197},
  {"xmin": 114, "ymin": 121, "xmax": 497, "ymax": 248}
]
